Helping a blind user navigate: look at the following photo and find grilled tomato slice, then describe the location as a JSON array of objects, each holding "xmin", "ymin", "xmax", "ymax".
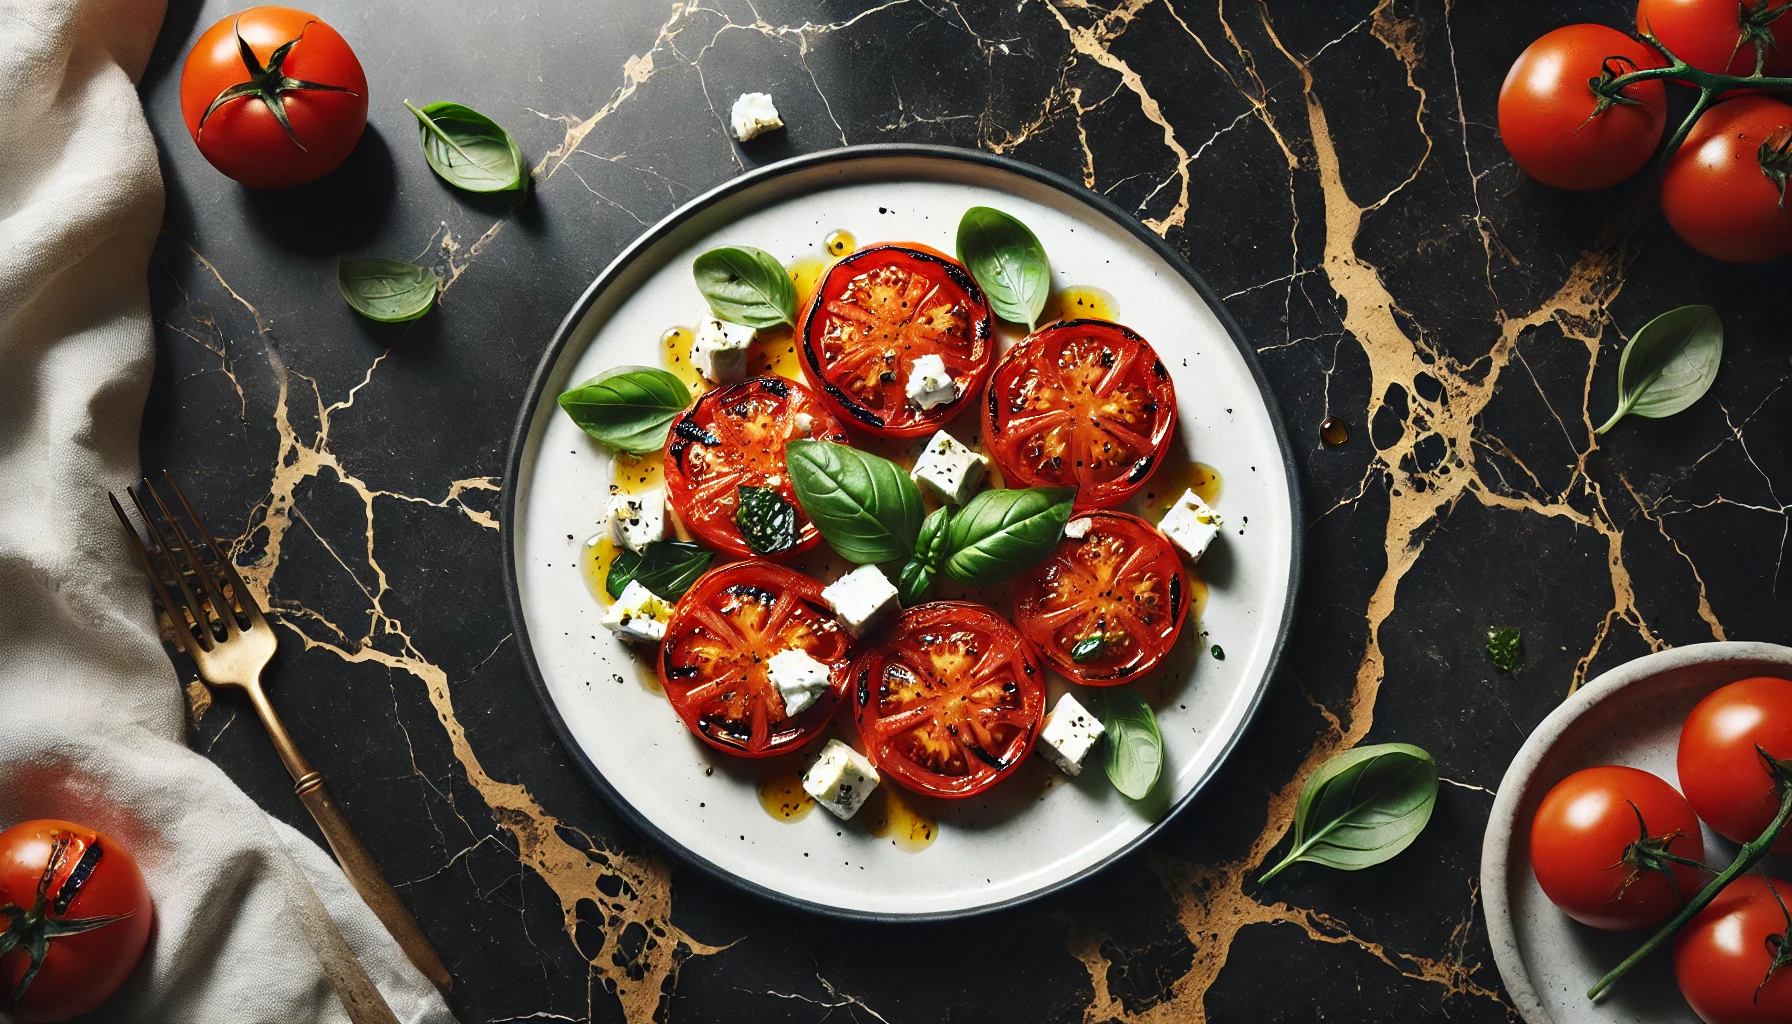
[
  {"xmin": 663, "ymin": 376, "xmax": 847, "ymax": 557},
  {"xmin": 983, "ymin": 319, "xmax": 1178, "ymax": 509},
  {"xmin": 1014, "ymin": 510, "xmax": 1190, "ymax": 685},
  {"xmin": 851, "ymin": 601, "xmax": 1045, "ymax": 798},
  {"xmin": 798, "ymin": 243, "xmax": 993, "ymax": 437},
  {"xmin": 659, "ymin": 561, "xmax": 852, "ymax": 757}
]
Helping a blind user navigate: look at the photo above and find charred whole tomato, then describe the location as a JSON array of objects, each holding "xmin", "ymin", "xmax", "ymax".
[
  {"xmin": 852, "ymin": 601, "xmax": 1046, "ymax": 798},
  {"xmin": 1014, "ymin": 511, "xmax": 1190, "ymax": 686},
  {"xmin": 798, "ymin": 243, "xmax": 994, "ymax": 437},
  {"xmin": 983, "ymin": 319, "xmax": 1178, "ymax": 509},
  {"xmin": 663, "ymin": 376, "xmax": 848, "ymax": 558},
  {"xmin": 659, "ymin": 561, "xmax": 853, "ymax": 757}
]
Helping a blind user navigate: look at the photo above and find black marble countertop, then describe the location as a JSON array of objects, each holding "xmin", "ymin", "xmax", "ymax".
[{"xmin": 137, "ymin": 1, "xmax": 1792, "ymax": 1020}]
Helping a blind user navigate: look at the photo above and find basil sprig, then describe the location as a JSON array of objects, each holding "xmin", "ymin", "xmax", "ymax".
[
  {"xmin": 785, "ymin": 440, "xmax": 923, "ymax": 564},
  {"xmin": 897, "ymin": 507, "xmax": 951, "ymax": 606},
  {"xmin": 736, "ymin": 485, "xmax": 798, "ymax": 555},
  {"xmin": 1595, "ymin": 304, "xmax": 1722, "ymax": 434},
  {"xmin": 942, "ymin": 487, "xmax": 1075, "ymax": 586},
  {"xmin": 693, "ymin": 246, "xmax": 797, "ymax": 329},
  {"xmin": 1088, "ymin": 689, "xmax": 1163, "ymax": 799},
  {"xmin": 956, "ymin": 206, "xmax": 1051, "ymax": 331},
  {"xmin": 606, "ymin": 540, "xmax": 712, "ymax": 600},
  {"xmin": 1258, "ymin": 743, "xmax": 1438, "ymax": 883},
  {"xmin": 557, "ymin": 367, "xmax": 692, "ymax": 454},
  {"xmin": 404, "ymin": 100, "xmax": 528, "ymax": 193},
  {"xmin": 337, "ymin": 258, "xmax": 438, "ymax": 322}
]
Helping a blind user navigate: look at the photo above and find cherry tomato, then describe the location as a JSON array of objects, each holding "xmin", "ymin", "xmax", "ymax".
[
  {"xmin": 1638, "ymin": 0, "xmax": 1792, "ymax": 77},
  {"xmin": 1660, "ymin": 96, "xmax": 1792, "ymax": 263},
  {"xmin": 659, "ymin": 561, "xmax": 853, "ymax": 757},
  {"xmin": 982, "ymin": 319, "xmax": 1178, "ymax": 509},
  {"xmin": 1679, "ymin": 676, "xmax": 1792, "ymax": 850},
  {"xmin": 1528, "ymin": 766, "xmax": 1706, "ymax": 930},
  {"xmin": 1674, "ymin": 874, "xmax": 1792, "ymax": 1024},
  {"xmin": 799, "ymin": 243, "xmax": 994, "ymax": 437},
  {"xmin": 0, "ymin": 820, "xmax": 153, "ymax": 1024},
  {"xmin": 1013, "ymin": 511, "xmax": 1190, "ymax": 686},
  {"xmin": 852, "ymin": 601, "xmax": 1046, "ymax": 798},
  {"xmin": 663, "ymin": 376, "xmax": 848, "ymax": 558},
  {"xmin": 1497, "ymin": 24, "xmax": 1668, "ymax": 191},
  {"xmin": 179, "ymin": 6, "xmax": 368, "ymax": 189}
]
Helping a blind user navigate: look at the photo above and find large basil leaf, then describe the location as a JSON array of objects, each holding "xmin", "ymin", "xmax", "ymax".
[
  {"xmin": 693, "ymin": 246, "xmax": 797, "ymax": 329},
  {"xmin": 606, "ymin": 540, "xmax": 713, "ymax": 600},
  {"xmin": 896, "ymin": 506, "xmax": 951, "ymax": 606},
  {"xmin": 337, "ymin": 258, "xmax": 437, "ymax": 323},
  {"xmin": 1257, "ymin": 742, "xmax": 1438, "ymax": 883},
  {"xmin": 785, "ymin": 440, "xmax": 923, "ymax": 564},
  {"xmin": 956, "ymin": 206, "xmax": 1051, "ymax": 330},
  {"xmin": 736, "ymin": 485, "xmax": 797, "ymax": 555},
  {"xmin": 1595, "ymin": 304, "xmax": 1722, "ymax": 434},
  {"xmin": 557, "ymin": 367, "xmax": 692, "ymax": 454},
  {"xmin": 405, "ymin": 100, "xmax": 527, "ymax": 193},
  {"xmin": 941, "ymin": 487, "xmax": 1075, "ymax": 586},
  {"xmin": 1088, "ymin": 688, "xmax": 1163, "ymax": 799}
]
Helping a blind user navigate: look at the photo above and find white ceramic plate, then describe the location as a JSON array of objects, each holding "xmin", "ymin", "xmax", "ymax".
[
  {"xmin": 1483, "ymin": 641, "xmax": 1792, "ymax": 1022},
  {"xmin": 502, "ymin": 146, "xmax": 1301, "ymax": 920}
]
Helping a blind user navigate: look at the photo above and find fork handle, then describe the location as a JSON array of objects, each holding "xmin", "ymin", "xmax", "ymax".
[{"xmin": 295, "ymin": 773, "xmax": 456, "ymax": 993}]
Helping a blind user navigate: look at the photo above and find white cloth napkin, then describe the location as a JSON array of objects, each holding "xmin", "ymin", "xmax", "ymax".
[{"xmin": 0, "ymin": 0, "xmax": 454, "ymax": 1020}]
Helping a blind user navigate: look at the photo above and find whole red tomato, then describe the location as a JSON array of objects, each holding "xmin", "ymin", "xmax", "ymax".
[
  {"xmin": 1529, "ymin": 765, "xmax": 1707, "ymax": 930},
  {"xmin": 0, "ymin": 820, "xmax": 153, "ymax": 1023},
  {"xmin": 1679, "ymin": 676, "xmax": 1792, "ymax": 850},
  {"xmin": 1674, "ymin": 874, "xmax": 1792, "ymax": 1024},
  {"xmin": 1660, "ymin": 96, "xmax": 1792, "ymax": 263},
  {"xmin": 1638, "ymin": 0, "xmax": 1792, "ymax": 77},
  {"xmin": 178, "ymin": 6, "xmax": 368, "ymax": 189},
  {"xmin": 1498, "ymin": 24, "xmax": 1668, "ymax": 190}
]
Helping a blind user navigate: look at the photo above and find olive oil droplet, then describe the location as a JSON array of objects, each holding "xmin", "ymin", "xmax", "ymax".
[
  {"xmin": 1141, "ymin": 461, "xmax": 1222, "ymax": 522},
  {"xmin": 1320, "ymin": 416, "xmax": 1350, "ymax": 448},
  {"xmin": 864, "ymin": 786, "xmax": 937, "ymax": 851},
  {"xmin": 824, "ymin": 229, "xmax": 856, "ymax": 257},
  {"xmin": 1054, "ymin": 285, "xmax": 1118, "ymax": 323},
  {"xmin": 580, "ymin": 533, "xmax": 621, "ymax": 606},
  {"xmin": 756, "ymin": 765, "xmax": 815, "ymax": 822},
  {"xmin": 662, "ymin": 326, "xmax": 706, "ymax": 399},
  {"xmin": 787, "ymin": 256, "xmax": 827, "ymax": 311}
]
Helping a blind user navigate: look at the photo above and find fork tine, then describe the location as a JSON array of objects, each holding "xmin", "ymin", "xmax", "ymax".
[
  {"xmin": 161, "ymin": 469, "xmax": 270, "ymax": 630},
  {"xmin": 141, "ymin": 476, "xmax": 241, "ymax": 639},
  {"xmin": 111, "ymin": 491, "xmax": 208, "ymax": 661},
  {"xmin": 125, "ymin": 483, "xmax": 217, "ymax": 653}
]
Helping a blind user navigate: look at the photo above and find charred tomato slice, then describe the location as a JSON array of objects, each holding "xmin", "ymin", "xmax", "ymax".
[
  {"xmin": 851, "ymin": 601, "xmax": 1045, "ymax": 798},
  {"xmin": 659, "ymin": 561, "xmax": 852, "ymax": 757},
  {"xmin": 983, "ymin": 319, "xmax": 1177, "ymax": 509},
  {"xmin": 1014, "ymin": 511, "xmax": 1189, "ymax": 685},
  {"xmin": 663, "ymin": 375, "xmax": 848, "ymax": 557},
  {"xmin": 799, "ymin": 243, "xmax": 993, "ymax": 437}
]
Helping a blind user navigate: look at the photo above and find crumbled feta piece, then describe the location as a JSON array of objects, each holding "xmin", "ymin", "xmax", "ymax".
[
  {"xmin": 729, "ymin": 92, "xmax": 784, "ymax": 142},
  {"xmin": 820, "ymin": 564, "xmax": 898, "ymax": 638},
  {"xmin": 768, "ymin": 647, "xmax": 831, "ymax": 717},
  {"xmin": 692, "ymin": 316, "xmax": 756, "ymax": 382},
  {"xmin": 909, "ymin": 431, "xmax": 989, "ymax": 505},
  {"xmin": 905, "ymin": 354, "xmax": 956, "ymax": 410},
  {"xmin": 1038, "ymin": 692, "xmax": 1106, "ymax": 777},
  {"xmin": 606, "ymin": 489, "xmax": 666, "ymax": 553},
  {"xmin": 802, "ymin": 739, "xmax": 880, "ymax": 819},
  {"xmin": 601, "ymin": 580, "xmax": 672, "ymax": 645},
  {"xmin": 1159, "ymin": 489, "xmax": 1223, "ymax": 562},
  {"xmin": 1064, "ymin": 517, "xmax": 1092, "ymax": 539},
  {"xmin": 793, "ymin": 412, "xmax": 814, "ymax": 434}
]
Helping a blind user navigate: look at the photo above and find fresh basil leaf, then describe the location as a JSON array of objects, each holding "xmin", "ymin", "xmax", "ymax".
[
  {"xmin": 1070, "ymin": 636, "xmax": 1106, "ymax": 663},
  {"xmin": 941, "ymin": 487, "xmax": 1075, "ymax": 587},
  {"xmin": 1088, "ymin": 688, "xmax": 1163, "ymax": 799},
  {"xmin": 1595, "ymin": 304, "xmax": 1722, "ymax": 434},
  {"xmin": 896, "ymin": 507, "xmax": 951, "ymax": 605},
  {"xmin": 737, "ymin": 485, "xmax": 797, "ymax": 555},
  {"xmin": 1257, "ymin": 742, "xmax": 1438, "ymax": 883},
  {"xmin": 693, "ymin": 246, "xmax": 797, "ymax": 329},
  {"xmin": 785, "ymin": 440, "xmax": 923, "ymax": 564},
  {"xmin": 404, "ymin": 99, "xmax": 527, "ymax": 193},
  {"xmin": 956, "ymin": 206, "xmax": 1051, "ymax": 331},
  {"xmin": 557, "ymin": 366, "xmax": 692, "ymax": 454},
  {"xmin": 337, "ymin": 258, "xmax": 437, "ymax": 323},
  {"xmin": 1485, "ymin": 626, "xmax": 1521, "ymax": 673},
  {"xmin": 606, "ymin": 540, "xmax": 712, "ymax": 600}
]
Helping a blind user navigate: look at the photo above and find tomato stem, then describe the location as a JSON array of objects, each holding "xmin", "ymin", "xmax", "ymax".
[{"xmin": 1593, "ymin": 30, "xmax": 1792, "ymax": 173}]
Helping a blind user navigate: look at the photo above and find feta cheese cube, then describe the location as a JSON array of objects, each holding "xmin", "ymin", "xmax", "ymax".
[
  {"xmin": 909, "ymin": 431, "xmax": 989, "ymax": 505},
  {"xmin": 692, "ymin": 316, "xmax": 756, "ymax": 383},
  {"xmin": 768, "ymin": 647, "xmax": 832, "ymax": 717},
  {"xmin": 601, "ymin": 580, "xmax": 672, "ymax": 645},
  {"xmin": 1038, "ymin": 692, "xmax": 1106, "ymax": 777},
  {"xmin": 802, "ymin": 739, "xmax": 880, "ymax": 819},
  {"xmin": 820, "ymin": 564, "xmax": 898, "ymax": 637},
  {"xmin": 729, "ymin": 92, "xmax": 784, "ymax": 141},
  {"xmin": 606, "ymin": 489, "xmax": 666, "ymax": 553},
  {"xmin": 905, "ymin": 353, "xmax": 956, "ymax": 410},
  {"xmin": 1158, "ymin": 489, "xmax": 1223, "ymax": 562},
  {"xmin": 1063, "ymin": 516, "xmax": 1092, "ymax": 539}
]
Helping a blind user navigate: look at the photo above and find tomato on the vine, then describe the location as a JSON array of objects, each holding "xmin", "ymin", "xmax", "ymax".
[
  {"xmin": 1638, "ymin": 0, "xmax": 1792, "ymax": 78},
  {"xmin": 1679, "ymin": 676, "xmax": 1792, "ymax": 849},
  {"xmin": 1528, "ymin": 765, "xmax": 1707, "ymax": 930},
  {"xmin": 1498, "ymin": 24, "xmax": 1668, "ymax": 191},
  {"xmin": 1674, "ymin": 874, "xmax": 1792, "ymax": 1024},
  {"xmin": 1660, "ymin": 96, "xmax": 1792, "ymax": 263}
]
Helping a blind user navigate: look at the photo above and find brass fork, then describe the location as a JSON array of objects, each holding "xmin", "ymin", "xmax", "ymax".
[{"xmin": 111, "ymin": 472, "xmax": 453, "ymax": 993}]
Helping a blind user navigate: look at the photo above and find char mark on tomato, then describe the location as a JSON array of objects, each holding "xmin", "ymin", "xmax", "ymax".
[{"xmin": 50, "ymin": 839, "xmax": 104, "ymax": 916}]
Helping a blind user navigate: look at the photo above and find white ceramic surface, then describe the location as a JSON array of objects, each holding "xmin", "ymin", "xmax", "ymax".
[
  {"xmin": 1483, "ymin": 642, "xmax": 1792, "ymax": 1023},
  {"xmin": 505, "ymin": 149, "xmax": 1299, "ymax": 919}
]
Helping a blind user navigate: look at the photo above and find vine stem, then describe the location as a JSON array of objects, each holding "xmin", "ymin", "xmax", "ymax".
[{"xmin": 1597, "ymin": 32, "xmax": 1792, "ymax": 170}]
